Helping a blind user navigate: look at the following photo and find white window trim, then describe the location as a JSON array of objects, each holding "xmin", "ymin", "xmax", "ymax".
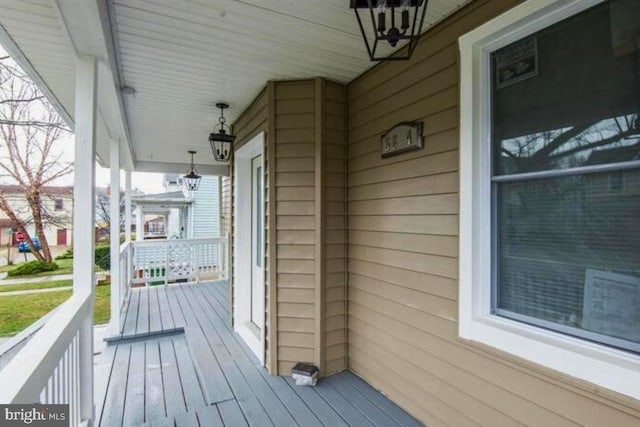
[{"xmin": 458, "ymin": 0, "xmax": 640, "ymax": 400}]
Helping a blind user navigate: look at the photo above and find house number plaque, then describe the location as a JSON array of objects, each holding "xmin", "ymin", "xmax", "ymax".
[{"xmin": 380, "ymin": 122, "xmax": 423, "ymax": 158}]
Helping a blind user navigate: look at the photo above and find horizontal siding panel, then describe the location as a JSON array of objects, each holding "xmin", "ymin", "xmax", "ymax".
[
  {"xmin": 349, "ymin": 193, "xmax": 458, "ymax": 216},
  {"xmin": 276, "ymin": 158, "xmax": 315, "ymax": 173},
  {"xmin": 276, "ymin": 128, "xmax": 315, "ymax": 144},
  {"xmin": 277, "ymin": 259, "xmax": 314, "ymax": 274},
  {"xmin": 276, "ymin": 230, "xmax": 314, "ymax": 244},
  {"xmin": 348, "ymin": 65, "xmax": 457, "ymax": 130},
  {"xmin": 277, "ymin": 273, "xmax": 314, "ymax": 289},
  {"xmin": 350, "ymin": 230, "xmax": 458, "ymax": 258},
  {"xmin": 350, "ymin": 273, "xmax": 457, "ymax": 321},
  {"xmin": 278, "ymin": 317, "xmax": 314, "ymax": 333},
  {"xmin": 278, "ymin": 302, "xmax": 314, "ymax": 318},
  {"xmin": 348, "ymin": 87, "xmax": 457, "ymax": 143},
  {"xmin": 349, "ymin": 244, "xmax": 457, "ymax": 279},
  {"xmin": 276, "ymin": 98, "xmax": 314, "ymax": 114},
  {"xmin": 349, "ymin": 172, "xmax": 458, "ymax": 200},
  {"xmin": 276, "ymin": 143, "xmax": 315, "ymax": 158},
  {"xmin": 349, "ymin": 332, "xmax": 516, "ymax": 427},
  {"xmin": 276, "ymin": 172, "xmax": 315, "ymax": 187},
  {"xmin": 276, "ymin": 215, "xmax": 314, "ymax": 230},
  {"xmin": 349, "ymin": 345, "xmax": 477, "ymax": 427},
  {"xmin": 276, "ymin": 187, "xmax": 315, "ymax": 201},
  {"xmin": 275, "ymin": 81, "xmax": 314, "ymax": 100},
  {"xmin": 278, "ymin": 288, "xmax": 314, "ymax": 304},
  {"xmin": 278, "ymin": 332, "xmax": 314, "ymax": 348},
  {"xmin": 278, "ymin": 346, "xmax": 314, "ymax": 362},
  {"xmin": 348, "ymin": 307, "xmax": 581, "ymax": 426},
  {"xmin": 276, "ymin": 200, "xmax": 314, "ymax": 215},
  {"xmin": 326, "ymin": 314, "xmax": 345, "ymax": 331},
  {"xmin": 275, "ymin": 113, "xmax": 314, "ymax": 129},
  {"xmin": 277, "ymin": 244, "xmax": 314, "ymax": 259},
  {"xmin": 349, "ymin": 215, "xmax": 458, "ymax": 236},
  {"xmin": 348, "ymin": 150, "xmax": 458, "ymax": 187},
  {"xmin": 350, "ymin": 44, "xmax": 458, "ymax": 114},
  {"xmin": 348, "ymin": 288, "xmax": 457, "ymax": 343},
  {"xmin": 348, "ymin": 258, "xmax": 458, "ymax": 302}
]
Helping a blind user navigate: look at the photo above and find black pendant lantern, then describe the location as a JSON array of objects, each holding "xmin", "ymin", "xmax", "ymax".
[
  {"xmin": 209, "ymin": 102, "xmax": 235, "ymax": 162},
  {"xmin": 350, "ymin": 0, "xmax": 428, "ymax": 61},
  {"xmin": 183, "ymin": 150, "xmax": 201, "ymax": 191}
]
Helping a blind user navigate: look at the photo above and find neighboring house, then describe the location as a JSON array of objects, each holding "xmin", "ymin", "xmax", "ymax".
[
  {"xmin": 132, "ymin": 174, "xmax": 220, "ymax": 240},
  {"xmin": 0, "ymin": 185, "xmax": 73, "ymax": 247}
]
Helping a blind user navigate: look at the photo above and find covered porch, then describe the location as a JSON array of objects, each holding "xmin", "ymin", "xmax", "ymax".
[
  {"xmin": 1, "ymin": 0, "xmax": 640, "ymax": 426},
  {"xmin": 95, "ymin": 280, "xmax": 420, "ymax": 427}
]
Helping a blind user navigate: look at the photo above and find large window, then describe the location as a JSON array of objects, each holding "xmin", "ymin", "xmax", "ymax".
[
  {"xmin": 491, "ymin": 1, "xmax": 640, "ymax": 353},
  {"xmin": 459, "ymin": 0, "xmax": 640, "ymax": 400}
]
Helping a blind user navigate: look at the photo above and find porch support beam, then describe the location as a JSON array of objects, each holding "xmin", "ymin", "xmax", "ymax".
[
  {"xmin": 72, "ymin": 54, "xmax": 97, "ymax": 424},
  {"xmin": 109, "ymin": 138, "xmax": 121, "ymax": 332},
  {"xmin": 125, "ymin": 170, "xmax": 132, "ymax": 242}
]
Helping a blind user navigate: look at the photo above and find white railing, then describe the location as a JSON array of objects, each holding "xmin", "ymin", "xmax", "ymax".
[
  {"xmin": 129, "ymin": 237, "xmax": 229, "ymax": 287},
  {"xmin": 119, "ymin": 241, "xmax": 132, "ymax": 311},
  {"xmin": 0, "ymin": 291, "xmax": 93, "ymax": 426}
]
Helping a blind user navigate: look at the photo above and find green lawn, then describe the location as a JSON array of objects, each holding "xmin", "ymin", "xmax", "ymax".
[
  {"xmin": 0, "ymin": 284, "xmax": 111, "ymax": 337},
  {"xmin": 0, "ymin": 279, "xmax": 72, "ymax": 293}
]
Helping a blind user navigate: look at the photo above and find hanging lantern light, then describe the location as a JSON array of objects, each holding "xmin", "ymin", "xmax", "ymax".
[
  {"xmin": 209, "ymin": 102, "xmax": 235, "ymax": 162},
  {"xmin": 350, "ymin": 0, "xmax": 429, "ymax": 61},
  {"xmin": 183, "ymin": 150, "xmax": 201, "ymax": 191}
]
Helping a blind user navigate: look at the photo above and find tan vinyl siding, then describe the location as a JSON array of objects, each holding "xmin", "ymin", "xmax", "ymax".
[
  {"xmin": 346, "ymin": 0, "xmax": 640, "ymax": 426},
  {"xmin": 274, "ymin": 80, "xmax": 317, "ymax": 375},
  {"xmin": 323, "ymin": 80, "xmax": 347, "ymax": 375}
]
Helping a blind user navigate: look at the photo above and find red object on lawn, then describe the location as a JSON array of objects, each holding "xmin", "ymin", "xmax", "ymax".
[{"xmin": 15, "ymin": 231, "xmax": 24, "ymax": 242}]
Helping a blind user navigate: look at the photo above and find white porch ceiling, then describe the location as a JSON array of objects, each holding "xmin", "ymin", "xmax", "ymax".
[{"xmin": 0, "ymin": 0, "xmax": 472, "ymax": 172}]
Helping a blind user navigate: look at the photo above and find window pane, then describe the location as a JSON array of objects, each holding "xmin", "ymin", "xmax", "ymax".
[
  {"xmin": 492, "ymin": 1, "xmax": 640, "ymax": 176},
  {"xmin": 496, "ymin": 170, "xmax": 640, "ymax": 349}
]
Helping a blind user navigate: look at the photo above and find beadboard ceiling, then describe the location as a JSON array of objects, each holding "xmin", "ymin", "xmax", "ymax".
[{"xmin": 0, "ymin": 0, "xmax": 472, "ymax": 170}]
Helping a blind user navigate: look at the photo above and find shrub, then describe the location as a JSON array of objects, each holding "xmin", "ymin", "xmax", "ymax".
[
  {"xmin": 7, "ymin": 261, "xmax": 59, "ymax": 277},
  {"xmin": 55, "ymin": 249, "xmax": 74, "ymax": 260},
  {"xmin": 94, "ymin": 245, "xmax": 110, "ymax": 271}
]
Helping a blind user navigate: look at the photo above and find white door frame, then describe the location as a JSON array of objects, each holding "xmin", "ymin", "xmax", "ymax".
[{"xmin": 233, "ymin": 132, "xmax": 265, "ymax": 364}]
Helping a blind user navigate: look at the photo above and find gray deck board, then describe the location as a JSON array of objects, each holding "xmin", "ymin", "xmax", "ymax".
[
  {"xmin": 136, "ymin": 288, "xmax": 150, "ymax": 336},
  {"xmin": 123, "ymin": 342, "xmax": 146, "ymax": 426},
  {"xmin": 159, "ymin": 337, "xmax": 188, "ymax": 417},
  {"xmin": 148, "ymin": 287, "xmax": 163, "ymax": 333},
  {"xmin": 157, "ymin": 286, "xmax": 175, "ymax": 330},
  {"xmin": 145, "ymin": 340, "xmax": 166, "ymax": 424},
  {"xmin": 217, "ymin": 400, "xmax": 249, "ymax": 427},
  {"xmin": 97, "ymin": 280, "xmax": 423, "ymax": 427},
  {"xmin": 99, "ymin": 345, "xmax": 129, "ymax": 427},
  {"xmin": 122, "ymin": 290, "xmax": 139, "ymax": 336},
  {"xmin": 196, "ymin": 405, "xmax": 225, "ymax": 427}
]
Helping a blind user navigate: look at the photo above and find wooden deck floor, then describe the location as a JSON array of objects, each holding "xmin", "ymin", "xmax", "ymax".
[{"xmin": 94, "ymin": 281, "xmax": 423, "ymax": 427}]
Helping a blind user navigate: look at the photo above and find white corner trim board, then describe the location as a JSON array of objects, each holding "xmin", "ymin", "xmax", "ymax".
[{"xmin": 457, "ymin": 0, "xmax": 640, "ymax": 400}]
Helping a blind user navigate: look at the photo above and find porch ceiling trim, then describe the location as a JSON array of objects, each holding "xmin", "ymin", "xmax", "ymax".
[{"xmin": 0, "ymin": 21, "xmax": 73, "ymax": 128}]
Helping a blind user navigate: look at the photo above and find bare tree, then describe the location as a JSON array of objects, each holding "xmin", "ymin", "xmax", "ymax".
[
  {"xmin": 0, "ymin": 54, "xmax": 72, "ymax": 263},
  {"xmin": 95, "ymin": 187, "xmax": 125, "ymax": 241}
]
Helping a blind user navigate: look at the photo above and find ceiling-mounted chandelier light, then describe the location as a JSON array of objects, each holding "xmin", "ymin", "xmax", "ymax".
[
  {"xmin": 183, "ymin": 150, "xmax": 201, "ymax": 191},
  {"xmin": 209, "ymin": 102, "xmax": 235, "ymax": 162},
  {"xmin": 350, "ymin": 0, "xmax": 429, "ymax": 61}
]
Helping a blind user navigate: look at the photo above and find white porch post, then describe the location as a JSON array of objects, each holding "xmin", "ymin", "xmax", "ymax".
[
  {"xmin": 72, "ymin": 55, "xmax": 97, "ymax": 424},
  {"xmin": 109, "ymin": 138, "xmax": 121, "ymax": 332},
  {"xmin": 125, "ymin": 171, "xmax": 132, "ymax": 287},
  {"xmin": 125, "ymin": 170, "xmax": 132, "ymax": 242},
  {"xmin": 136, "ymin": 206, "xmax": 144, "ymax": 241}
]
